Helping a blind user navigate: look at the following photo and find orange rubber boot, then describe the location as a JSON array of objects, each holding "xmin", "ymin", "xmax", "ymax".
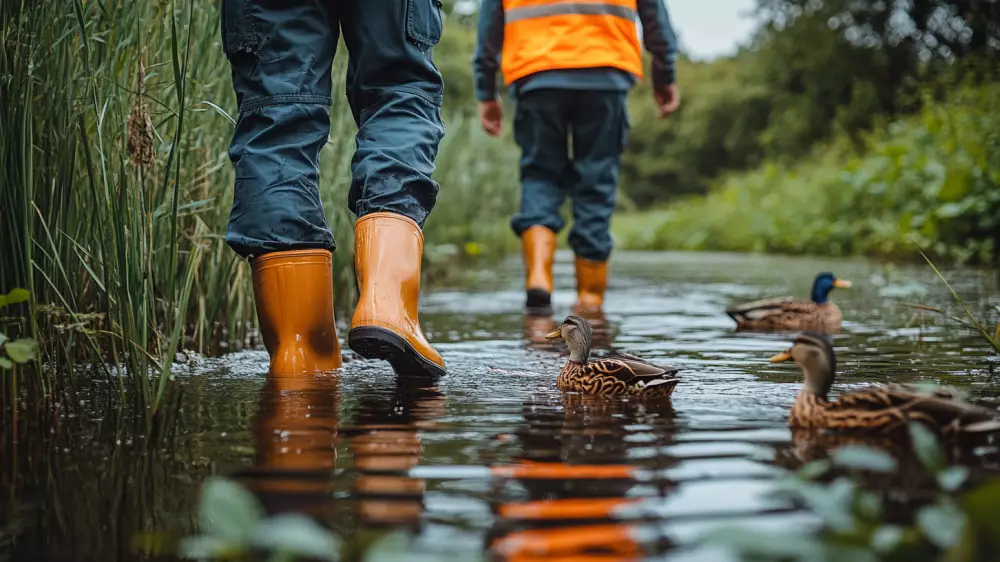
[
  {"xmin": 348, "ymin": 212, "xmax": 445, "ymax": 377},
  {"xmin": 573, "ymin": 256, "xmax": 608, "ymax": 315},
  {"xmin": 251, "ymin": 249, "xmax": 342, "ymax": 375},
  {"xmin": 522, "ymin": 225, "xmax": 556, "ymax": 312}
]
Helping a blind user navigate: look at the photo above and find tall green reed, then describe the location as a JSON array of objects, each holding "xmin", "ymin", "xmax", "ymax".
[{"xmin": 0, "ymin": 1, "xmax": 520, "ymax": 413}]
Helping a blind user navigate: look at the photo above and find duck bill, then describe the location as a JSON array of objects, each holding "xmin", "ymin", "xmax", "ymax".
[
  {"xmin": 833, "ymin": 278, "xmax": 852, "ymax": 288},
  {"xmin": 544, "ymin": 328, "xmax": 562, "ymax": 340},
  {"xmin": 769, "ymin": 350, "xmax": 793, "ymax": 363}
]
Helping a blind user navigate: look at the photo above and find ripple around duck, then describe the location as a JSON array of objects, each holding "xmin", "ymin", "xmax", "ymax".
[{"xmin": 8, "ymin": 251, "xmax": 1000, "ymax": 561}]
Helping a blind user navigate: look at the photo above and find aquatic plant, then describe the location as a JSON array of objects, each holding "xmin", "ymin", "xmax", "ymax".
[
  {"xmin": 705, "ymin": 422, "xmax": 1000, "ymax": 561},
  {"xmin": 904, "ymin": 250, "xmax": 1000, "ymax": 355}
]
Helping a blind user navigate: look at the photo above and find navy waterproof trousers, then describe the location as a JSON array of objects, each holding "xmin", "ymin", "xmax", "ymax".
[
  {"xmin": 221, "ymin": 0, "xmax": 446, "ymax": 257},
  {"xmin": 509, "ymin": 89, "xmax": 630, "ymax": 262}
]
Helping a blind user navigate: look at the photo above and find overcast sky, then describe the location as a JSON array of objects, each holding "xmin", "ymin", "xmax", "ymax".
[
  {"xmin": 665, "ymin": 0, "xmax": 760, "ymax": 60},
  {"xmin": 453, "ymin": 0, "xmax": 762, "ymax": 61}
]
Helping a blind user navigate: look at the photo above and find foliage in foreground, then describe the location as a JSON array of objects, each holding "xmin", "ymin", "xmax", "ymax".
[
  {"xmin": 615, "ymin": 84, "xmax": 1000, "ymax": 263},
  {"xmin": 179, "ymin": 478, "xmax": 483, "ymax": 562},
  {"xmin": 707, "ymin": 423, "xmax": 1000, "ymax": 561}
]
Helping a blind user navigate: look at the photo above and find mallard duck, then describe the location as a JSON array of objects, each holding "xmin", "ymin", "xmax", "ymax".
[
  {"xmin": 544, "ymin": 316, "xmax": 680, "ymax": 397},
  {"xmin": 726, "ymin": 272, "xmax": 851, "ymax": 332},
  {"xmin": 770, "ymin": 333, "xmax": 1000, "ymax": 434}
]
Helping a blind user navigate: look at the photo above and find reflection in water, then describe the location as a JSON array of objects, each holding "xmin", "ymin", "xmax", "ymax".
[
  {"xmin": 244, "ymin": 373, "xmax": 341, "ymax": 518},
  {"xmin": 490, "ymin": 394, "xmax": 678, "ymax": 560},
  {"xmin": 347, "ymin": 375, "xmax": 445, "ymax": 529}
]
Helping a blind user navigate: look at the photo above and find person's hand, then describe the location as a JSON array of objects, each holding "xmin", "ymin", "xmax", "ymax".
[
  {"xmin": 654, "ymin": 84, "xmax": 681, "ymax": 118},
  {"xmin": 478, "ymin": 99, "xmax": 503, "ymax": 136}
]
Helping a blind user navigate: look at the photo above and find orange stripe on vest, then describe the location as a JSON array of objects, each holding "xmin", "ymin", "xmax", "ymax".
[{"xmin": 501, "ymin": 0, "xmax": 643, "ymax": 85}]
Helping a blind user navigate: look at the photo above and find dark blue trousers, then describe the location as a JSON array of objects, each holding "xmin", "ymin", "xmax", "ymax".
[
  {"xmin": 510, "ymin": 89, "xmax": 630, "ymax": 262},
  {"xmin": 221, "ymin": 0, "xmax": 446, "ymax": 258}
]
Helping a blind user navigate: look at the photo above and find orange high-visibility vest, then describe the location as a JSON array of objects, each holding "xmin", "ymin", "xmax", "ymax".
[{"xmin": 501, "ymin": 0, "xmax": 644, "ymax": 85}]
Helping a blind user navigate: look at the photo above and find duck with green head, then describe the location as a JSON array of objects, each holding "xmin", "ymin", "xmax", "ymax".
[
  {"xmin": 770, "ymin": 333, "xmax": 1000, "ymax": 434},
  {"xmin": 545, "ymin": 316, "xmax": 681, "ymax": 397},
  {"xmin": 726, "ymin": 272, "xmax": 851, "ymax": 332}
]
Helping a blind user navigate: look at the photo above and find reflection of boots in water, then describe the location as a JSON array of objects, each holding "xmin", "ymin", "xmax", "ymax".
[
  {"xmin": 523, "ymin": 314, "xmax": 557, "ymax": 349},
  {"xmin": 245, "ymin": 373, "xmax": 341, "ymax": 517},
  {"xmin": 349, "ymin": 376, "xmax": 445, "ymax": 529},
  {"xmin": 522, "ymin": 226, "xmax": 556, "ymax": 315},
  {"xmin": 488, "ymin": 395, "xmax": 678, "ymax": 560},
  {"xmin": 251, "ymin": 249, "xmax": 343, "ymax": 375}
]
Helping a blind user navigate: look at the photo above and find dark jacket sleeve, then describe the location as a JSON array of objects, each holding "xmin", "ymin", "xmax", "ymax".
[
  {"xmin": 472, "ymin": 0, "xmax": 505, "ymax": 101},
  {"xmin": 636, "ymin": 0, "xmax": 678, "ymax": 87}
]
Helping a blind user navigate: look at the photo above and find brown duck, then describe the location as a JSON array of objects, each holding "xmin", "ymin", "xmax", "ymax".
[
  {"xmin": 726, "ymin": 272, "xmax": 851, "ymax": 332},
  {"xmin": 770, "ymin": 333, "xmax": 1000, "ymax": 434},
  {"xmin": 545, "ymin": 316, "xmax": 681, "ymax": 397}
]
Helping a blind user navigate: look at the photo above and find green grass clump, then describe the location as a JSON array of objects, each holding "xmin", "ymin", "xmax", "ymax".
[{"xmin": 614, "ymin": 83, "xmax": 1000, "ymax": 264}]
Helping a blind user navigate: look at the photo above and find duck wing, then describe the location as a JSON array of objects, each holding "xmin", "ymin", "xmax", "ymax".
[
  {"xmin": 592, "ymin": 352, "xmax": 681, "ymax": 388},
  {"xmin": 725, "ymin": 296, "xmax": 812, "ymax": 322},
  {"xmin": 827, "ymin": 384, "xmax": 1000, "ymax": 433}
]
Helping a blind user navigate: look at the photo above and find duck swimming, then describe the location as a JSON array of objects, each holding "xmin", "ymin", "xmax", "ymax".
[
  {"xmin": 726, "ymin": 272, "xmax": 851, "ymax": 332},
  {"xmin": 545, "ymin": 316, "xmax": 680, "ymax": 397},
  {"xmin": 770, "ymin": 333, "xmax": 1000, "ymax": 434}
]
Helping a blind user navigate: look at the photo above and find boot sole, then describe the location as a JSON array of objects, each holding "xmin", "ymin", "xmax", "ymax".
[
  {"xmin": 526, "ymin": 289, "xmax": 552, "ymax": 315},
  {"xmin": 348, "ymin": 326, "xmax": 446, "ymax": 378}
]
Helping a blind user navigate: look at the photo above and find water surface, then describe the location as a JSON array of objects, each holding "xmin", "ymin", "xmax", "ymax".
[{"xmin": 4, "ymin": 251, "xmax": 1000, "ymax": 561}]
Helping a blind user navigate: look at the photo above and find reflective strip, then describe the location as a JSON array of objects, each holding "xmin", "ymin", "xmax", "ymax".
[{"xmin": 506, "ymin": 2, "xmax": 637, "ymax": 23}]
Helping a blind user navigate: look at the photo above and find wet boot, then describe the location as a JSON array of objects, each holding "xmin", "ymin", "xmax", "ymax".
[
  {"xmin": 522, "ymin": 225, "xmax": 556, "ymax": 314},
  {"xmin": 251, "ymin": 249, "xmax": 343, "ymax": 375},
  {"xmin": 348, "ymin": 212, "xmax": 446, "ymax": 377},
  {"xmin": 573, "ymin": 256, "xmax": 608, "ymax": 316}
]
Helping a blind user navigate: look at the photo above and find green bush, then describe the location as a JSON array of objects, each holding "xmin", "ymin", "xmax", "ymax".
[{"xmin": 615, "ymin": 83, "xmax": 1000, "ymax": 263}]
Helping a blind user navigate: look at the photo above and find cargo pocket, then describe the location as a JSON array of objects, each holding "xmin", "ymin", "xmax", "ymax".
[
  {"xmin": 406, "ymin": 0, "xmax": 444, "ymax": 50},
  {"xmin": 619, "ymin": 102, "xmax": 632, "ymax": 152},
  {"xmin": 220, "ymin": 0, "xmax": 261, "ymax": 60}
]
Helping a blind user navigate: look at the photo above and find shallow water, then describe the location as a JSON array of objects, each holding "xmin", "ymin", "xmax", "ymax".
[{"xmin": 4, "ymin": 251, "xmax": 1000, "ymax": 561}]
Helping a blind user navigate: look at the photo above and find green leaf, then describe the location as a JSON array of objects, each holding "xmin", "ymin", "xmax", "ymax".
[
  {"xmin": 197, "ymin": 477, "xmax": 264, "ymax": 543},
  {"xmin": 0, "ymin": 288, "xmax": 30, "ymax": 308},
  {"xmin": 871, "ymin": 525, "xmax": 904, "ymax": 553},
  {"xmin": 4, "ymin": 339, "xmax": 37, "ymax": 363},
  {"xmin": 701, "ymin": 527, "xmax": 827, "ymax": 559},
  {"xmin": 938, "ymin": 466, "xmax": 969, "ymax": 492},
  {"xmin": 177, "ymin": 535, "xmax": 241, "ymax": 559},
  {"xmin": 908, "ymin": 422, "xmax": 945, "ymax": 474},
  {"xmin": 918, "ymin": 503, "xmax": 966, "ymax": 549},
  {"xmin": 251, "ymin": 514, "xmax": 340, "ymax": 561},
  {"xmin": 832, "ymin": 445, "xmax": 898, "ymax": 473},
  {"xmin": 0, "ymin": 333, "xmax": 7, "ymax": 346},
  {"xmin": 797, "ymin": 459, "xmax": 831, "ymax": 480},
  {"xmin": 0, "ymin": 357, "xmax": 12, "ymax": 370}
]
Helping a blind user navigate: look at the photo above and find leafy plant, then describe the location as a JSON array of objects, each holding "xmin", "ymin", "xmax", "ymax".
[
  {"xmin": 704, "ymin": 423, "xmax": 1000, "ymax": 561},
  {"xmin": 179, "ymin": 477, "xmax": 340, "ymax": 562},
  {"xmin": 0, "ymin": 288, "xmax": 37, "ymax": 370}
]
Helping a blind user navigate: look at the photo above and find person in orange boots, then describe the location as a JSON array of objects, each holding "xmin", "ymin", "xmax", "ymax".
[
  {"xmin": 474, "ymin": 0, "xmax": 681, "ymax": 315},
  {"xmin": 221, "ymin": 0, "xmax": 446, "ymax": 377}
]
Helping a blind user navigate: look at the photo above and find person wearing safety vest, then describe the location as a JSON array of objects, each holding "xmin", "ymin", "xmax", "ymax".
[
  {"xmin": 219, "ymin": 0, "xmax": 448, "ymax": 378},
  {"xmin": 474, "ymin": 0, "xmax": 680, "ymax": 316}
]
